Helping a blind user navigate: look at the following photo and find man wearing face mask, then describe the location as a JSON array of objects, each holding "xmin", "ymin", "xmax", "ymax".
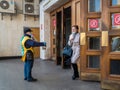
[
  {"xmin": 68, "ymin": 25, "xmax": 80, "ymax": 80},
  {"xmin": 21, "ymin": 27, "xmax": 46, "ymax": 82}
]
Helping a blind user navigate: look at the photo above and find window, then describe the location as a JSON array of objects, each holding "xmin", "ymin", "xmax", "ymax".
[
  {"xmin": 88, "ymin": 0, "xmax": 101, "ymax": 12},
  {"xmin": 53, "ymin": 48, "xmax": 56, "ymax": 54},
  {"xmin": 88, "ymin": 19, "xmax": 101, "ymax": 31},
  {"xmin": 111, "ymin": 37, "xmax": 120, "ymax": 52},
  {"xmin": 112, "ymin": 0, "xmax": 120, "ymax": 6},
  {"xmin": 87, "ymin": 56, "xmax": 100, "ymax": 69},
  {"xmin": 88, "ymin": 37, "xmax": 100, "ymax": 50},
  {"xmin": 110, "ymin": 60, "xmax": 120, "ymax": 75},
  {"xmin": 111, "ymin": 13, "xmax": 120, "ymax": 29},
  {"xmin": 53, "ymin": 39, "xmax": 55, "ymax": 45}
]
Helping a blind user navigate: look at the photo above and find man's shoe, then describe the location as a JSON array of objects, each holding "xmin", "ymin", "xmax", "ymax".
[
  {"xmin": 24, "ymin": 78, "xmax": 27, "ymax": 80},
  {"xmin": 27, "ymin": 78, "xmax": 37, "ymax": 82},
  {"xmin": 31, "ymin": 78, "xmax": 37, "ymax": 81}
]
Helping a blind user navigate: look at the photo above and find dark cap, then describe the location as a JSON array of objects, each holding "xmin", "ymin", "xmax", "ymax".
[{"xmin": 24, "ymin": 27, "xmax": 32, "ymax": 34}]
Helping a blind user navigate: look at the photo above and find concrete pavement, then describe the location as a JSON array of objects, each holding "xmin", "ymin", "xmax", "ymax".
[{"xmin": 0, "ymin": 59, "xmax": 101, "ymax": 90}]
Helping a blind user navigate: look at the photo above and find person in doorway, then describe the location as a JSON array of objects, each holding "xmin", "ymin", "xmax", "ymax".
[
  {"xmin": 68, "ymin": 25, "xmax": 80, "ymax": 80},
  {"xmin": 21, "ymin": 27, "xmax": 46, "ymax": 82}
]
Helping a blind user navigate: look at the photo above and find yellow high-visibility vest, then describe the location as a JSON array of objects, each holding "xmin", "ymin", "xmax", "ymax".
[{"xmin": 21, "ymin": 36, "xmax": 34, "ymax": 62}]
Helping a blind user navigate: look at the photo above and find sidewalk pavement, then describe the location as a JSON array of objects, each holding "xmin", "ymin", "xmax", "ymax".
[{"xmin": 0, "ymin": 59, "xmax": 101, "ymax": 90}]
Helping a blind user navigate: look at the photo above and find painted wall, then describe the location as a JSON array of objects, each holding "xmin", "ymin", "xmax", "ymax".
[
  {"xmin": 0, "ymin": 0, "xmax": 39, "ymax": 57},
  {"xmin": 40, "ymin": 0, "xmax": 51, "ymax": 59}
]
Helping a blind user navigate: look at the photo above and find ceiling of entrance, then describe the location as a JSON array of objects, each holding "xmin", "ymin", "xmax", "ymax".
[{"xmin": 43, "ymin": 0, "xmax": 70, "ymax": 12}]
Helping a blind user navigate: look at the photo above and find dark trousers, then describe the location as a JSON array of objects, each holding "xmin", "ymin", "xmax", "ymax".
[
  {"xmin": 72, "ymin": 63, "xmax": 79, "ymax": 77},
  {"xmin": 24, "ymin": 60, "xmax": 34, "ymax": 80}
]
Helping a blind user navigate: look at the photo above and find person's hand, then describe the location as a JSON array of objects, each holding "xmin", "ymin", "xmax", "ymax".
[{"xmin": 69, "ymin": 34, "xmax": 74, "ymax": 41}]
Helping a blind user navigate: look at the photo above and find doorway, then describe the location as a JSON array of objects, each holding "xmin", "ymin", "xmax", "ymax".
[
  {"xmin": 63, "ymin": 7, "xmax": 71, "ymax": 46},
  {"xmin": 56, "ymin": 7, "xmax": 72, "ymax": 67},
  {"xmin": 50, "ymin": 4, "xmax": 72, "ymax": 68},
  {"xmin": 56, "ymin": 11, "xmax": 62, "ymax": 65},
  {"xmin": 62, "ymin": 6, "xmax": 72, "ymax": 68}
]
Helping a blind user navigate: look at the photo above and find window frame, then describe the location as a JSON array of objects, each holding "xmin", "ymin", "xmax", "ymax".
[
  {"xmin": 110, "ymin": 0, "xmax": 120, "ymax": 7},
  {"xmin": 87, "ymin": 55, "xmax": 101, "ymax": 69},
  {"xmin": 87, "ymin": 36, "xmax": 101, "ymax": 50},
  {"xmin": 108, "ymin": 59, "xmax": 120, "ymax": 80},
  {"xmin": 87, "ymin": 0, "xmax": 102, "ymax": 13}
]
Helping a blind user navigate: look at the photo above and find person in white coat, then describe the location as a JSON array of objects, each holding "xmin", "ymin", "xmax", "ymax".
[{"xmin": 68, "ymin": 25, "xmax": 80, "ymax": 80}]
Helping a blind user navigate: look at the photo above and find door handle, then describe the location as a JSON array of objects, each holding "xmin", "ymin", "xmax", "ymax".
[
  {"xmin": 102, "ymin": 31, "xmax": 108, "ymax": 46},
  {"xmin": 80, "ymin": 32, "xmax": 86, "ymax": 45}
]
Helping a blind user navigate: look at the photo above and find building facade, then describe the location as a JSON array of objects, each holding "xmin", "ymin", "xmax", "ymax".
[
  {"xmin": 0, "ymin": 0, "xmax": 40, "ymax": 57},
  {"xmin": 40, "ymin": 0, "xmax": 120, "ymax": 90},
  {"xmin": 0, "ymin": 0, "xmax": 120, "ymax": 90}
]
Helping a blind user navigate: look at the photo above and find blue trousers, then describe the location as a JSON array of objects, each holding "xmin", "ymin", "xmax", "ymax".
[{"xmin": 24, "ymin": 60, "xmax": 34, "ymax": 80}]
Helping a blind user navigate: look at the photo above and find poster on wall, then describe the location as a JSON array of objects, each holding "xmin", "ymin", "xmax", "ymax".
[
  {"xmin": 89, "ymin": 19, "xmax": 99, "ymax": 29},
  {"xmin": 53, "ymin": 19, "xmax": 56, "ymax": 27},
  {"xmin": 114, "ymin": 13, "xmax": 120, "ymax": 26}
]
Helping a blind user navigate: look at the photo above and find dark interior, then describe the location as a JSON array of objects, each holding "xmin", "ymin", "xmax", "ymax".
[
  {"xmin": 56, "ymin": 11, "xmax": 62, "ymax": 65},
  {"xmin": 110, "ymin": 60, "xmax": 120, "ymax": 75},
  {"xmin": 63, "ymin": 6, "xmax": 71, "ymax": 68},
  {"xmin": 56, "ymin": 6, "xmax": 71, "ymax": 68}
]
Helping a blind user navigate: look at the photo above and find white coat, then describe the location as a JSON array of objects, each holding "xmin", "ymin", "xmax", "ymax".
[{"xmin": 68, "ymin": 33, "xmax": 80, "ymax": 64}]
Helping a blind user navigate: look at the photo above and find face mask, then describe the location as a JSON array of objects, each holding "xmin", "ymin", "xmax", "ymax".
[
  {"xmin": 72, "ymin": 32, "xmax": 76, "ymax": 34},
  {"xmin": 30, "ymin": 34, "xmax": 33, "ymax": 37},
  {"xmin": 30, "ymin": 34, "xmax": 34, "ymax": 39}
]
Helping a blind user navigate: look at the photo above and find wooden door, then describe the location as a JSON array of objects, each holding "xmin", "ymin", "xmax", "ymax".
[
  {"xmin": 72, "ymin": 0, "xmax": 81, "ymax": 73},
  {"xmin": 50, "ymin": 13, "xmax": 56, "ymax": 60},
  {"xmin": 76, "ymin": 0, "xmax": 102, "ymax": 81},
  {"xmin": 101, "ymin": 0, "xmax": 120, "ymax": 90},
  {"xmin": 31, "ymin": 28, "xmax": 40, "ymax": 59},
  {"xmin": 72, "ymin": 0, "xmax": 81, "ymax": 30},
  {"xmin": 62, "ymin": 4, "xmax": 72, "ymax": 68}
]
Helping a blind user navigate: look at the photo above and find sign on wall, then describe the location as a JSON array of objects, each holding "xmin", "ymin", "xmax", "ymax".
[
  {"xmin": 114, "ymin": 13, "xmax": 120, "ymax": 26},
  {"xmin": 89, "ymin": 19, "xmax": 99, "ymax": 29},
  {"xmin": 53, "ymin": 19, "xmax": 56, "ymax": 27}
]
